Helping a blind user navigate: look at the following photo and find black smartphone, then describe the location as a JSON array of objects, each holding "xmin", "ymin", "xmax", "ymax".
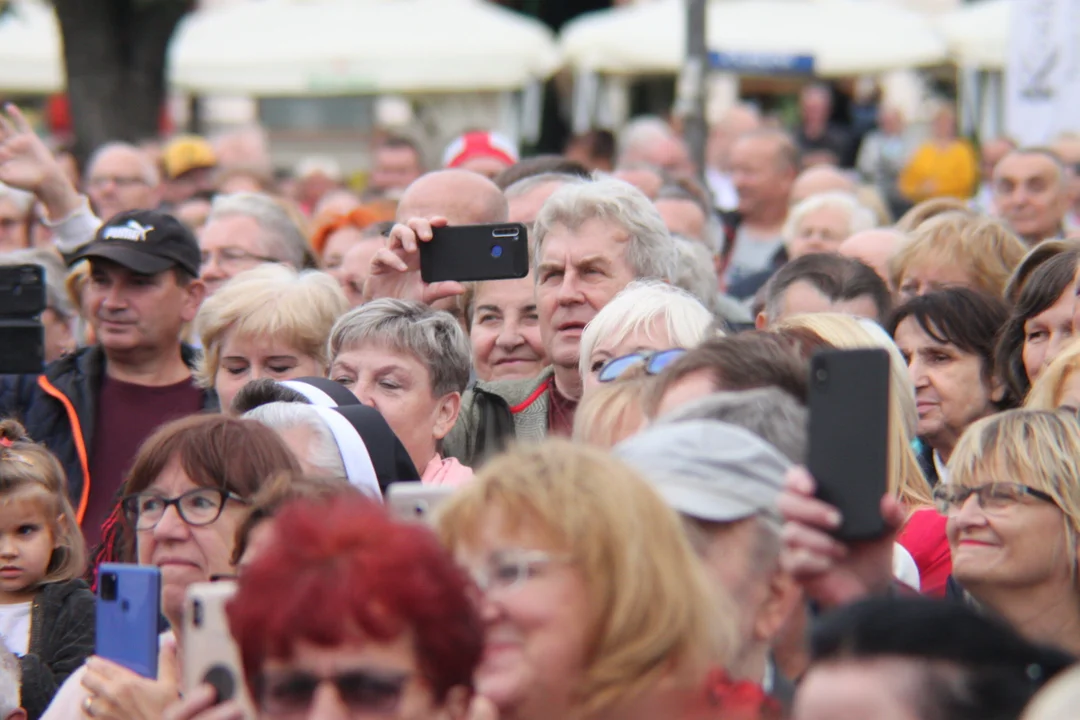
[
  {"xmin": 807, "ymin": 348, "xmax": 890, "ymax": 541},
  {"xmin": 419, "ymin": 223, "xmax": 529, "ymax": 283},
  {"xmin": 0, "ymin": 265, "xmax": 46, "ymax": 318}
]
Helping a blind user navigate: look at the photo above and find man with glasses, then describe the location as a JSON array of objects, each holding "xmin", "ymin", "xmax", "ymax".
[{"xmin": 85, "ymin": 143, "xmax": 163, "ymax": 223}]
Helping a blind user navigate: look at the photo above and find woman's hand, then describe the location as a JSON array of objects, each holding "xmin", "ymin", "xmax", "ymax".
[
  {"xmin": 778, "ymin": 466, "xmax": 905, "ymax": 611},
  {"xmin": 80, "ymin": 642, "xmax": 181, "ymax": 720},
  {"xmin": 163, "ymin": 685, "xmax": 245, "ymax": 720}
]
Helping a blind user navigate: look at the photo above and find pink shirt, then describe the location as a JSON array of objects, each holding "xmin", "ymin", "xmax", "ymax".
[{"xmin": 421, "ymin": 455, "xmax": 473, "ymax": 486}]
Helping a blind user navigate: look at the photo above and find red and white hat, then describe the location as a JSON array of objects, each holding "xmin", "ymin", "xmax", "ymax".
[{"xmin": 442, "ymin": 131, "xmax": 519, "ymax": 169}]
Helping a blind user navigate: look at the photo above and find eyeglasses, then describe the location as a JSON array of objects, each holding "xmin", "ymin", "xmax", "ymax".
[
  {"xmin": 199, "ymin": 247, "xmax": 278, "ymax": 271},
  {"xmin": 933, "ymin": 482, "xmax": 1057, "ymax": 515},
  {"xmin": 87, "ymin": 176, "xmax": 149, "ymax": 190},
  {"xmin": 256, "ymin": 667, "xmax": 410, "ymax": 716},
  {"xmin": 121, "ymin": 488, "xmax": 247, "ymax": 531},
  {"xmin": 0, "ymin": 217, "xmax": 23, "ymax": 231},
  {"xmin": 597, "ymin": 348, "xmax": 686, "ymax": 383},
  {"xmin": 468, "ymin": 549, "xmax": 568, "ymax": 592}
]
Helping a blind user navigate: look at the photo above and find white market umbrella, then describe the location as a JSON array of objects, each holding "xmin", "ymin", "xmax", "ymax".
[
  {"xmin": 0, "ymin": 0, "xmax": 64, "ymax": 93},
  {"xmin": 938, "ymin": 0, "xmax": 1007, "ymax": 70},
  {"xmin": 560, "ymin": 0, "xmax": 949, "ymax": 77},
  {"xmin": 169, "ymin": 0, "xmax": 562, "ymax": 95}
]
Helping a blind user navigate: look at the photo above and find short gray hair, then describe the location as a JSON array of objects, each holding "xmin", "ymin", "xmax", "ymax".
[
  {"xmin": 503, "ymin": 172, "xmax": 585, "ymax": 200},
  {"xmin": 243, "ymin": 402, "xmax": 346, "ymax": 478},
  {"xmin": 0, "ymin": 642, "xmax": 19, "ymax": 715},
  {"xmin": 328, "ymin": 299, "xmax": 471, "ymax": 398},
  {"xmin": 207, "ymin": 192, "xmax": 308, "ymax": 269},
  {"xmin": 671, "ymin": 236, "xmax": 722, "ymax": 315},
  {"xmin": 0, "ymin": 183, "xmax": 33, "ymax": 215},
  {"xmin": 660, "ymin": 387, "xmax": 808, "ymax": 464},
  {"xmin": 0, "ymin": 249, "xmax": 74, "ymax": 320},
  {"xmin": 86, "ymin": 141, "xmax": 160, "ymax": 186},
  {"xmin": 782, "ymin": 191, "xmax": 876, "ymax": 245},
  {"xmin": 533, "ymin": 177, "xmax": 678, "ymax": 281},
  {"xmin": 618, "ymin": 116, "xmax": 677, "ymax": 165}
]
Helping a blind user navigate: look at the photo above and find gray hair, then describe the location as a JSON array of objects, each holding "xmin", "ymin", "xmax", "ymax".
[
  {"xmin": 618, "ymin": 116, "xmax": 678, "ymax": 165},
  {"xmin": 533, "ymin": 177, "xmax": 678, "ymax": 281},
  {"xmin": 206, "ymin": 192, "xmax": 308, "ymax": 269},
  {"xmin": 659, "ymin": 387, "xmax": 808, "ymax": 465},
  {"xmin": 329, "ymin": 299, "xmax": 471, "ymax": 398},
  {"xmin": 671, "ymin": 236, "xmax": 722, "ymax": 315},
  {"xmin": 86, "ymin": 141, "xmax": 160, "ymax": 186},
  {"xmin": 0, "ymin": 642, "xmax": 19, "ymax": 716},
  {"xmin": 782, "ymin": 191, "xmax": 877, "ymax": 245},
  {"xmin": 503, "ymin": 172, "xmax": 586, "ymax": 200},
  {"xmin": 243, "ymin": 402, "xmax": 346, "ymax": 479},
  {"xmin": 0, "ymin": 249, "xmax": 74, "ymax": 320},
  {"xmin": 0, "ymin": 183, "xmax": 33, "ymax": 215}
]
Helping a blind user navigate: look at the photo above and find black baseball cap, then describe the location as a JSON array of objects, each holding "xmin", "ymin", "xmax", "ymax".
[{"xmin": 70, "ymin": 210, "xmax": 201, "ymax": 276}]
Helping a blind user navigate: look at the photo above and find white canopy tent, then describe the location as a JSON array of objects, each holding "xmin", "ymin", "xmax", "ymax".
[
  {"xmin": 0, "ymin": 1, "xmax": 63, "ymax": 93},
  {"xmin": 169, "ymin": 0, "xmax": 562, "ymax": 95},
  {"xmin": 560, "ymin": 0, "xmax": 950, "ymax": 78},
  {"xmin": 938, "ymin": 0, "xmax": 1007, "ymax": 70}
]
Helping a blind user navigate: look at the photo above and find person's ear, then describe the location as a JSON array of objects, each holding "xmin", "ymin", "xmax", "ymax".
[
  {"xmin": 755, "ymin": 310, "xmax": 769, "ymax": 330},
  {"xmin": 180, "ymin": 278, "xmax": 207, "ymax": 323},
  {"xmin": 752, "ymin": 569, "xmax": 802, "ymax": 645},
  {"xmin": 989, "ymin": 374, "xmax": 1006, "ymax": 404},
  {"xmin": 432, "ymin": 392, "xmax": 462, "ymax": 441},
  {"xmin": 5, "ymin": 707, "xmax": 27, "ymax": 720}
]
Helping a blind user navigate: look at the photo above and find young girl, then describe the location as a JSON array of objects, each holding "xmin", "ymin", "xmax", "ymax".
[{"xmin": 0, "ymin": 420, "xmax": 92, "ymax": 720}]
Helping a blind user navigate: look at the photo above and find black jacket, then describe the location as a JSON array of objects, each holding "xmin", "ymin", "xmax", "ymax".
[
  {"xmin": 0, "ymin": 345, "xmax": 217, "ymax": 522},
  {"xmin": 22, "ymin": 579, "xmax": 96, "ymax": 720}
]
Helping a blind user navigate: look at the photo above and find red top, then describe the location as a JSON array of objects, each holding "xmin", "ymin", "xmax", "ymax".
[
  {"xmin": 678, "ymin": 669, "xmax": 781, "ymax": 720},
  {"xmin": 897, "ymin": 507, "xmax": 952, "ymax": 597}
]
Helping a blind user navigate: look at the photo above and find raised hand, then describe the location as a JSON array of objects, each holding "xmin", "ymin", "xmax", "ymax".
[
  {"xmin": 0, "ymin": 103, "xmax": 63, "ymax": 194},
  {"xmin": 363, "ymin": 216, "xmax": 465, "ymax": 306}
]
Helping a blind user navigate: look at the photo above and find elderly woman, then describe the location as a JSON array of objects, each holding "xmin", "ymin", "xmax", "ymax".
[
  {"xmin": 436, "ymin": 440, "xmax": 760, "ymax": 720},
  {"xmin": 937, "ymin": 409, "xmax": 1080, "ymax": 655},
  {"xmin": 329, "ymin": 299, "xmax": 473, "ymax": 485},
  {"xmin": 888, "ymin": 212, "xmax": 1027, "ymax": 302},
  {"xmin": 41, "ymin": 414, "xmax": 300, "ymax": 719},
  {"xmin": 1026, "ymin": 339, "xmax": 1080, "ymax": 410},
  {"xmin": 579, "ymin": 280, "xmax": 715, "ymax": 395},
  {"xmin": 462, "ymin": 276, "xmax": 548, "ymax": 383},
  {"xmin": 996, "ymin": 249, "xmax": 1080, "ymax": 401},
  {"xmin": 782, "ymin": 191, "xmax": 876, "ymax": 260},
  {"xmin": 0, "ymin": 183, "xmax": 32, "ymax": 253},
  {"xmin": 195, "ymin": 264, "xmax": 348, "ymax": 412}
]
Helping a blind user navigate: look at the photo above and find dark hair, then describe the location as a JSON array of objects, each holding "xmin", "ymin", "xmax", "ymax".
[
  {"xmin": 763, "ymin": 253, "xmax": 892, "ymax": 322},
  {"xmin": 995, "ymin": 249, "xmax": 1080, "ymax": 401},
  {"xmin": 811, "ymin": 597, "xmax": 1072, "ymax": 720},
  {"xmin": 230, "ymin": 378, "xmax": 309, "ymax": 415},
  {"xmin": 492, "ymin": 155, "xmax": 591, "ymax": 190},
  {"xmin": 1004, "ymin": 240, "xmax": 1080, "ymax": 304},
  {"xmin": 376, "ymin": 134, "xmax": 424, "ymax": 164},
  {"xmin": 565, "ymin": 130, "xmax": 617, "ymax": 164},
  {"xmin": 646, "ymin": 331, "xmax": 809, "ymax": 415},
  {"xmin": 886, "ymin": 287, "xmax": 1016, "ymax": 408}
]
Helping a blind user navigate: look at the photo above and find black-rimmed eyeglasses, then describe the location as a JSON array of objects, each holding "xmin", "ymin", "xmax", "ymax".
[{"xmin": 121, "ymin": 488, "xmax": 247, "ymax": 531}]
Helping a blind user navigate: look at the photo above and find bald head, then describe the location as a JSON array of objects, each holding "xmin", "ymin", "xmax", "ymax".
[
  {"xmin": 396, "ymin": 169, "xmax": 509, "ymax": 224},
  {"xmin": 85, "ymin": 142, "xmax": 162, "ymax": 222},
  {"xmin": 791, "ymin": 165, "xmax": 856, "ymax": 205},
  {"xmin": 837, "ymin": 228, "xmax": 905, "ymax": 286}
]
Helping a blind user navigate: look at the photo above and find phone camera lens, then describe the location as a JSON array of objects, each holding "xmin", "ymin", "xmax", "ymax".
[
  {"xmin": 100, "ymin": 572, "xmax": 118, "ymax": 601},
  {"xmin": 192, "ymin": 599, "xmax": 204, "ymax": 628},
  {"xmin": 491, "ymin": 245, "xmax": 503, "ymax": 259},
  {"xmin": 815, "ymin": 368, "xmax": 828, "ymax": 384}
]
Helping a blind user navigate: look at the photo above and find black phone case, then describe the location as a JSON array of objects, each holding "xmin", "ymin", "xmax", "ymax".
[
  {"xmin": 808, "ymin": 348, "xmax": 891, "ymax": 541},
  {"xmin": 419, "ymin": 223, "xmax": 529, "ymax": 283},
  {"xmin": 0, "ymin": 264, "xmax": 46, "ymax": 318}
]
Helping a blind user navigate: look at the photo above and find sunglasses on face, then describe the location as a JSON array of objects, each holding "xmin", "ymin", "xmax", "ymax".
[
  {"xmin": 256, "ymin": 667, "xmax": 410, "ymax": 716},
  {"xmin": 596, "ymin": 348, "xmax": 686, "ymax": 383}
]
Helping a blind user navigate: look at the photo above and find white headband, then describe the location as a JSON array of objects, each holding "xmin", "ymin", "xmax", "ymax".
[{"xmin": 311, "ymin": 406, "xmax": 381, "ymax": 500}]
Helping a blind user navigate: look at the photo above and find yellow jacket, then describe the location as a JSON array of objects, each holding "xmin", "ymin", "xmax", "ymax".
[{"xmin": 898, "ymin": 140, "xmax": 978, "ymax": 202}]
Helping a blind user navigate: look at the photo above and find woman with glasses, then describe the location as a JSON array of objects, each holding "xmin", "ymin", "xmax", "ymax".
[
  {"xmin": 41, "ymin": 414, "xmax": 300, "ymax": 720},
  {"xmin": 435, "ymin": 440, "xmax": 765, "ymax": 720},
  {"xmin": 935, "ymin": 409, "xmax": 1080, "ymax": 655},
  {"xmin": 579, "ymin": 280, "xmax": 714, "ymax": 397}
]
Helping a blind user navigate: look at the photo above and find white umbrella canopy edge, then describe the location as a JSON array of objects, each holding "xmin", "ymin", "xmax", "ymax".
[
  {"xmin": 0, "ymin": 0, "xmax": 64, "ymax": 93},
  {"xmin": 560, "ymin": 0, "xmax": 950, "ymax": 77},
  {"xmin": 937, "ymin": 0, "xmax": 1008, "ymax": 71},
  {"xmin": 168, "ymin": 0, "xmax": 562, "ymax": 95}
]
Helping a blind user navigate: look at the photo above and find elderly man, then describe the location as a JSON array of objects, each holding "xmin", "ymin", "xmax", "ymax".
[
  {"xmin": 707, "ymin": 103, "xmax": 762, "ymax": 211},
  {"xmin": 504, "ymin": 171, "xmax": 579, "ymax": 226},
  {"xmin": 368, "ymin": 135, "xmax": 425, "ymax": 198},
  {"xmin": 617, "ymin": 116, "xmax": 695, "ymax": 178},
  {"xmin": 84, "ymin": 142, "xmax": 162, "ymax": 222},
  {"xmin": 197, "ymin": 192, "xmax": 311, "ymax": 295},
  {"xmin": 837, "ymin": 228, "xmax": 905, "ymax": 287},
  {"xmin": 993, "ymin": 148, "xmax": 1072, "ymax": 245},
  {"xmin": 617, "ymin": 413, "xmax": 803, "ymax": 707},
  {"xmin": 970, "ymin": 136, "xmax": 1016, "ymax": 214},
  {"xmin": 725, "ymin": 130, "xmax": 799, "ymax": 298},
  {"xmin": 789, "ymin": 165, "xmax": 856, "ymax": 206},
  {"xmin": 795, "ymin": 84, "xmax": 852, "ymax": 168},
  {"xmin": 755, "ymin": 253, "xmax": 891, "ymax": 328}
]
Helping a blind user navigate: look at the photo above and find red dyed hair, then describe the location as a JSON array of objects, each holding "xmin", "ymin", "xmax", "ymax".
[
  {"xmin": 310, "ymin": 205, "xmax": 395, "ymax": 257},
  {"xmin": 226, "ymin": 495, "xmax": 483, "ymax": 702}
]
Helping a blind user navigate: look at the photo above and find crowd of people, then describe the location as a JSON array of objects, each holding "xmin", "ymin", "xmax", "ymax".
[{"xmin": 0, "ymin": 80, "xmax": 1074, "ymax": 718}]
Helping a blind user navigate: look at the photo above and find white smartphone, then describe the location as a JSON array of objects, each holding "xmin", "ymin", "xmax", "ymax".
[
  {"xmin": 182, "ymin": 582, "xmax": 256, "ymax": 718},
  {"xmin": 386, "ymin": 482, "xmax": 456, "ymax": 524}
]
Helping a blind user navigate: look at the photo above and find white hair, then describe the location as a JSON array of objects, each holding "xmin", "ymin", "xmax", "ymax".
[
  {"xmin": 0, "ymin": 183, "xmax": 33, "ymax": 215},
  {"xmin": 618, "ymin": 116, "xmax": 678, "ymax": 166},
  {"xmin": 533, "ymin": 177, "xmax": 678, "ymax": 282},
  {"xmin": 503, "ymin": 172, "xmax": 585, "ymax": 200},
  {"xmin": 670, "ymin": 235, "xmax": 722, "ymax": 316},
  {"xmin": 244, "ymin": 402, "xmax": 346, "ymax": 479},
  {"xmin": 0, "ymin": 643, "xmax": 19, "ymax": 716},
  {"xmin": 86, "ymin": 141, "xmax": 160, "ymax": 186},
  {"xmin": 206, "ymin": 192, "xmax": 308, "ymax": 269},
  {"xmin": 782, "ymin": 191, "xmax": 876, "ymax": 245},
  {"xmin": 578, "ymin": 279, "xmax": 715, "ymax": 379}
]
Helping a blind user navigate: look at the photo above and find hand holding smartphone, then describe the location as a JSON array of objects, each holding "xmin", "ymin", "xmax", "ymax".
[
  {"xmin": 95, "ymin": 564, "xmax": 161, "ymax": 678},
  {"xmin": 387, "ymin": 483, "xmax": 456, "ymax": 524},
  {"xmin": 182, "ymin": 582, "xmax": 255, "ymax": 717},
  {"xmin": 419, "ymin": 223, "xmax": 529, "ymax": 283}
]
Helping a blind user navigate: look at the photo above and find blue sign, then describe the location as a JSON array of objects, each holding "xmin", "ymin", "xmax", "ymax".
[{"xmin": 708, "ymin": 51, "xmax": 815, "ymax": 76}]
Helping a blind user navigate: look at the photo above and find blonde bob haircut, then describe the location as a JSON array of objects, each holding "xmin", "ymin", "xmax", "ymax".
[
  {"xmin": 888, "ymin": 212, "xmax": 1027, "ymax": 299},
  {"xmin": 775, "ymin": 313, "xmax": 933, "ymax": 509},
  {"xmin": 195, "ymin": 265, "xmax": 348, "ymax": 389},
  {"xmin": 572, "ymin": 365, "xmax": 651, "ymax": 448},
  {"xmin": 578, "ymin": 280, "xmax": 715, "ymax": 381},
  {"xmin": 949, "ymin": 409, "xmax": 1080, "ymax": 561},
  {"xmin": 436, "ymin": 440, "xmax": 734, "ymax": 716},
  {"xmin": 1025, "ymin": 339, "xmax": 1080, "ymax": 410}
]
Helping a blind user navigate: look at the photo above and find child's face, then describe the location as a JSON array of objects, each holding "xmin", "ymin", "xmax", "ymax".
[{"xmin": 0, "ymin": 498, "xmax": 56, "ymax": 602}]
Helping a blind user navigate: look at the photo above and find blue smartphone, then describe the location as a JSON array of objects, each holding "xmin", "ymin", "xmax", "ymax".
[{"xmin": 95, "ymin": 564, "xmax": 162, "ymax": 678}]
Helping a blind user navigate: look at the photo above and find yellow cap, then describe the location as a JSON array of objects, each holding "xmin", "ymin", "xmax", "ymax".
[{"xmin": 163, "ymin": 136, "xmax": 217, "ymax": 179}]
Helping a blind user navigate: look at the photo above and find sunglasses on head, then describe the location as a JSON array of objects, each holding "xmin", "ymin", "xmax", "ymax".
[{"xmin": 597, "ymin": 348, "xmax": 686, "ymax": 383}]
